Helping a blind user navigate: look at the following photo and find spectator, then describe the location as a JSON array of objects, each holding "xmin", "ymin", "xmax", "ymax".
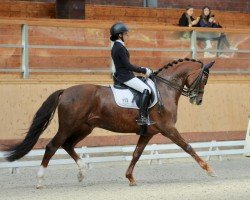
[
  {"xmin": 199, "ymin": 6, "xmax": 222, "ymax": 28},
  {"xmin": 198, "ymin": 6, "xmax": 238, "ymax": 58},
  {"xmin": 179, "ymin": 5, "xmax": 200, "ymax": 27},
  {"xmin": 178, "ymin": 6, "xmax": 200, "ymax": 39},
  {"xmin": 178, "ymin": 6, "xmax": 214, "ymax": 58}
]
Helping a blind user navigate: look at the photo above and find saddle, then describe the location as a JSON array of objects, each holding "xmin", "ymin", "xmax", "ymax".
[{"xmin": 110, "ymin": 76, "xmax": 158, "ymax": 109}]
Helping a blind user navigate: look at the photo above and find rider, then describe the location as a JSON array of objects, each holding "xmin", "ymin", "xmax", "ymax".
[{"xmin": 110, "ymin": 22, "xmax": 155, "ymax": 129}]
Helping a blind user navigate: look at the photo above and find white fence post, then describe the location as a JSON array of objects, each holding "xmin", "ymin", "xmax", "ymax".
[
  {"xmin": 9, "ymin": 161, "xmax": 20, "ymax": 174},
  {"xmin": 110, "ymin": 41, "xmax": 115, "ymax": 76},
  {"xmin": 148, "ymin": 144, "xmax": 162, "ymax": 165},
  {"xmin": 191, "ymin": 30, "xmax": 197, "ymax": 59},
  {"xmin": 206, "ymin": 140, "xmax": 222, "ymax": 161},
  {"xmin": 80, "ymin": 146, "xmax": 92, "ymax": 169},
  {"xmin": 21, "ymin": 24, "xmax": 29, "ymax": 78},
  {"xmin": 244, "ymin": 116, "xmax": 250, "ymax": 156}
]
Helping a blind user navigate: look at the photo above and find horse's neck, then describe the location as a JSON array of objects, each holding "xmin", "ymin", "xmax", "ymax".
[
  {"xmin": 156, "ymin": 66, "xmax": 189, "ymax": 113},
  {"xmin": 158, "ymin": 67, "xmax": 188, "ymax": 94}
]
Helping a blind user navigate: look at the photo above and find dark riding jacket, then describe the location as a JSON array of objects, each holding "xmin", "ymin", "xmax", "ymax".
[
  {"xmin": 179, "ymin": 13, "xmax": 196, "ymax": 27},
  {"xmin": 111, "ymin": 41, "xmax": 146, "ymax": 83}
]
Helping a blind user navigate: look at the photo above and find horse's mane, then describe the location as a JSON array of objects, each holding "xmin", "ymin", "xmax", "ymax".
[{"xmin": 154, "ymin": 58, "xmax": 203, "ymax": 75}]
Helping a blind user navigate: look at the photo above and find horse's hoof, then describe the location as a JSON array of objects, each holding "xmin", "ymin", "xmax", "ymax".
[
  {"xmin": 36, "ymin": 177, "xmax": 44, "ymax": 189},
  {"xmin": 207, "ymin": 170, "xmax": 218, "ymax": 177},
  {"xmin": 129, "ymin": 182, "xmax": 137, "ymax": 186},
  {"xmin": 77, "ymin": 173, "xmax": 84, "ymax": 182},
  {"xmin": 36, "ymin": 184, "xmax": 44, "ymax": 189}
]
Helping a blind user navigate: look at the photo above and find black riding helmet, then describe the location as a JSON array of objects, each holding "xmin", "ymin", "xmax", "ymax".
[{"xmin": 110, "ymin": 22, "xmax": 129, "ymax": 41}]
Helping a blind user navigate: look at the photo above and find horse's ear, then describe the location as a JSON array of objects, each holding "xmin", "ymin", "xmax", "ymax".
[{"xmin": 204, "ymin": 61, "xmax": 215, "ymax": 70}]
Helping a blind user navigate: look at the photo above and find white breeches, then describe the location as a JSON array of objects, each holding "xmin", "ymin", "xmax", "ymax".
[{"xmin": 124, "ymin": 77, "xmax": 151, "ymax": 94}]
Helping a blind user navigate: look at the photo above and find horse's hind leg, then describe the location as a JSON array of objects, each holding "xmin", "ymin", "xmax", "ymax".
[
  {"xmin": 125, "ymin": 135, "xmax": 153, "ymax": 186},
  {"xmin": 161, "ymin": 126, "xmax": 217, "ymax": 177},
  {"xmin": 36, "ymin": 130, "xmax": 68, "ymax": 189},
  {"xmin": 62, "ymin": 124, "xmax": 93, "ymax": 182}
]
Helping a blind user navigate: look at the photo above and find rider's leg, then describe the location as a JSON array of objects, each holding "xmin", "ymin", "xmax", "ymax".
[
  {"xmin": 123, "ymin": 77, "xmax": 151, "ymax": 94},
  {"xmin": 123, "ymin": 77, "xmax": 155, "ymax": 127},
  {"xmin": 136, "ymin": 89, "xmax": 155, "ymax": 126}
]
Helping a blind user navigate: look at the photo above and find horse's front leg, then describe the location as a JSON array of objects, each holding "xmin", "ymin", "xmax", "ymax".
[
  {"xmin": 161, "ymin": 126, "xmax": 217, "ymax": 177},
  {"xmin": 126, "ymin": 135, "xmax": 153, "ymax": 186}
]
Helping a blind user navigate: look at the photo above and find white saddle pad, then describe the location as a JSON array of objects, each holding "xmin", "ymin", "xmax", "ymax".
[{"xmin": 110, "ymin": 78, "xmax": 158, "ymax": 109}]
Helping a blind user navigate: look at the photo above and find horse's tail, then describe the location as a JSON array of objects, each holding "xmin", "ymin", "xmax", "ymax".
[{"xmin": 5, "ymin": 89, "xmax": 64, "ymax": 162}]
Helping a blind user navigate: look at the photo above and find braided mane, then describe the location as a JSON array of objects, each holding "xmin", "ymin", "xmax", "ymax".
[{"xmin": 154, "ymin": 58, "xmax": 203, "ymax": 75}]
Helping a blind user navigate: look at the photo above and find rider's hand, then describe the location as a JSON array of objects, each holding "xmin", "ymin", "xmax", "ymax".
[{"xmin": 145, "ymin": 68, "xmax": 153, "ymax": 77}]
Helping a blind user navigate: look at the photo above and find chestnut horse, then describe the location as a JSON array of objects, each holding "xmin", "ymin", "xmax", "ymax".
[{"xmin": 5, "ymin": 58, "xmax": 216, "ymax": 188}]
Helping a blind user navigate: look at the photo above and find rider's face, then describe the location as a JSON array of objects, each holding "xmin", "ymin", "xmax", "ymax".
[{"xmin": 119, "ymin": 32, "xmax": 128, "ymax": 42}]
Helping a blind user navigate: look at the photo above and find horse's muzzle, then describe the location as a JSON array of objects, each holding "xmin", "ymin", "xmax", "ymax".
[
  {"xmin": 196, "ymin": 99, "xmax": 202, "ymax": 105},
  {"xmin": 189, "ymin": 96, "xmax": 203, "ymax": 105}
]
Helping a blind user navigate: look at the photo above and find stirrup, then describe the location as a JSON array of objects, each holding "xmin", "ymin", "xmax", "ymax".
[{"xmin": 136, "ymin": 116, "xmax": 155, "ymax": 126}]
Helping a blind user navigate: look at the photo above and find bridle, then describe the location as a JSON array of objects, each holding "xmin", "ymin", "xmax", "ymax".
[
  {"xmin": 182, "ymin": 64, "xmax": 209, "ymax": 98},
  {"xmin": 150, "ymin": 63, "xmax": 209, "ymax": 112}
]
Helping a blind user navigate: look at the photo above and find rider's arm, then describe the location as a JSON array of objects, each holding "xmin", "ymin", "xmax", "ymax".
[{"xmin": 118, "ymin": 47, "xmax": 146, "ymax": 74}]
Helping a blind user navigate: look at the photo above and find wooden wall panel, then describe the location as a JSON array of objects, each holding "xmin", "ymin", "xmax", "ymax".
[
  {"xmin": 0, "ymin": 2, "xmax": 249, "ymax": 27},
  {"xmin": 0, "ymin": 1, "xmax": 55, "ymax": 18},
  {"xmin": 6, "ymin": 0, "xmax": 248, "ymax": 13},
  {"xmin": 0, "ymin": 74, "xmax": 249, "ymax": 144}
]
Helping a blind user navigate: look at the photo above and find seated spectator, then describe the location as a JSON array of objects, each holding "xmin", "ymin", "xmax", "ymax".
[
  {"xmin": 198, "ymin": 6, "xmax": 238, "ymax": 58},
  {"xmin": 178, "ymin": 5, "xmax": 200, "ymax": 39},
  {"xmin": 178, "ymin": 5, "xmax": 214, "ymax": 58},
  {"xmin": 179, "ymin": 5, "xmax": 200, "ymax": 27}
]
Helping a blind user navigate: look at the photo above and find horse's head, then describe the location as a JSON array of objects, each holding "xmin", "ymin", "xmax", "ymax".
[
  {"xmin": 185, "ymin": 61, "xmax": 215, "ymax": 105},
  {"xmin": 152, "ymin": 59, "xmax": 215, "ymax": 106}
]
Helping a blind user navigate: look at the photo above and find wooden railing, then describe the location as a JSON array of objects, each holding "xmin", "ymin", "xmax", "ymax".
[{"xmin": 0, "ymin": 18, "xmax": 249, "ymax": 78}]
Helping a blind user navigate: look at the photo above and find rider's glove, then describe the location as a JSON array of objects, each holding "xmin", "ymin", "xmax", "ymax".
[{"xmin": 145, "ymin": 68, "xmax": 153, "ymax": 77}]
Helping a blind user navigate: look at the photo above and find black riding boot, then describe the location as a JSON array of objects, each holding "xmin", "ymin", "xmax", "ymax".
[{"xmin": 136, "ymin": 89, "xmax": 155, "ymax": 126}]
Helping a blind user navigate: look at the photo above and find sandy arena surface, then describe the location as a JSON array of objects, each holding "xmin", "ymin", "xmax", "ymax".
[{"xmin": 0, "ymin": 156, "xmax": 250, "ymax": 200}]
